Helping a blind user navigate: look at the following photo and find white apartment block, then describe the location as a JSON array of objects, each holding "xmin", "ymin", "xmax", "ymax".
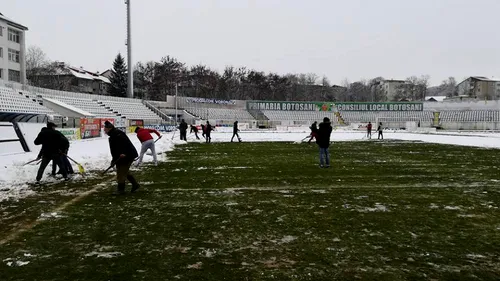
[{"xmin": 0, "ymin": 12, "xmax": 28, "ymax": 84}]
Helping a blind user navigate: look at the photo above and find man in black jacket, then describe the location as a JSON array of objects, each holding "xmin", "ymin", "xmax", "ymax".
[
  {"xmin": 316, "ymin": 117, "xmax": 333, "ymax": 168},
  {"xmin": 231, "ymin": 121, "xmax": 241, "ymax": 142},
  {"xmin": 205, "ymin": 121, "xmax": 213, "ymax": 143},
  {"xmin": 104, "ymin": 121, "xmax": 140, "ymax": 195},
  {"xmin": 179, "ymin": 119, "xmax": 188, "ymax": 141},
  {"xmin": 34, "ymin": 124, "xmax": 69, "ymax": 182},
  {"xmin": 47, "ymin": 122, "xmax": 74, "ymax": 175}
]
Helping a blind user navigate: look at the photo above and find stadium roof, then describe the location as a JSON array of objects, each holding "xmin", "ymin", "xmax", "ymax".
[{"xmin": 0, "ymin": 12, "xmax": 28, "ymax": 31}]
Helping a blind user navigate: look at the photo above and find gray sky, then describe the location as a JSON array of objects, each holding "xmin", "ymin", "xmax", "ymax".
[{"xmin": 3, "ymin": 0, "xmax": 500, "ymax": 86}]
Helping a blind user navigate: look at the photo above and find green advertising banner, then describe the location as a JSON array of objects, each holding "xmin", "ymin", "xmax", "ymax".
[
  {"xmin": 247, "ymin": 101, "xmax": 423, "ymax": 111},
  {"xmin": 336, "ymin": 103, "xmax": 423, "ymax": 111}
]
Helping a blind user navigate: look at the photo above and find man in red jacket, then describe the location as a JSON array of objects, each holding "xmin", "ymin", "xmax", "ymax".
[{"xmin": 135, "ymin": 126, "xmax": 161, "ymax": 166}]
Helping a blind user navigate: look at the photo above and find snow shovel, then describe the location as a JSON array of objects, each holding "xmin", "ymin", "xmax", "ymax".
[
  {"xmin": 67, "ymin": 156, "xmax": 85, "ymax": 174},
  {"xmin": 102, "ymin": 162, "xmax": 116, "ymax": 175},
  {"xmin": 23, "ymin": 159, "xmax": 40, "ymax": 166}
]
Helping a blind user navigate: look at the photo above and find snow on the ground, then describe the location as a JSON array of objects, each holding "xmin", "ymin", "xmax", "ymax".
[
  {"xmin": 2, "ymin": 128, "xmax": 500, "ymax": 201},
  {"xmin": 0, "ymin": 133, "xmax": 184, "ymax": 201}
]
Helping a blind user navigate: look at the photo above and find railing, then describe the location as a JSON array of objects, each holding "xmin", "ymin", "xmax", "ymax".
[{"xmin": 142, "ymin": 100, "xmax": 173, "ymax": 123}]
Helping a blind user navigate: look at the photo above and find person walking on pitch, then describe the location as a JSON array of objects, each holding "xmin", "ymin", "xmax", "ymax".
[
  {"xmin": 205, "ymin": 121, "xmax": 213, "ymax": 143},
  {"xmin": 316, "ymin": 117, "xmax": 333, "ymax": 168},
  {"xmin": 179, "ymin": 119, "xmax": 188, "ymax": 141},
  {"xmin": 231, "ymin": 121, "xmax": 241, "ymax": 142},
  {"xmin": 135, "ymin": 126, "xmax": 161, "ymax": 167},
  {"xmin": 190, "ymin": 124, "xmax": 200, "ymax": 140},
  {"xmin": 366, "ymin": 122, "xmax": 372, "ymax": 139},
  {"xmin": 377, "ymin": 122, "xmax": 384, "ymax": 140},
  {"xmin": 104, "ymin": 121, "xmax": 140, "ymax": 195}
]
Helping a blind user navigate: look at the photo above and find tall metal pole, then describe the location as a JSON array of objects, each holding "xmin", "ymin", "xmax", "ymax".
[{"xmin": 126, "ymin": 0, "xmax": 133, "ymax": 98}]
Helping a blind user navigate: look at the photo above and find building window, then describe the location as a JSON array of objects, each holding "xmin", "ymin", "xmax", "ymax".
[
  {"xmin": 0, "ymin": 26, "xmax": 3, "ymax": 37},
  {"xmin": 8, "ymin": 49, "xmax": 20, "ymax": 63},
  {"xmin": 8, "ymin": 28, "xmax": 20, "ymax": 43},
  {"xmin": 0, "ymin": 47, "xmax": 3, "ymax": 58},
  {"xmin": 0, "ymin": 69, "xmax": 3, "ymax": 79},
  {"xmin": 8, "ymin": 69, "xmax": 21, "ymax": 82}
]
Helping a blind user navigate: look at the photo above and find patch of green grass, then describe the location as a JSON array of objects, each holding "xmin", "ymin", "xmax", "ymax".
[{"xmin": 1, "ymin": 141, "xmax": 500, "ymax": 280}]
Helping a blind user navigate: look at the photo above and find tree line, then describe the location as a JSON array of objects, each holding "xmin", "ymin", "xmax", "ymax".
[{"xmin": 26, "ymin": 45, "xmax": 461, "ymax": 102}]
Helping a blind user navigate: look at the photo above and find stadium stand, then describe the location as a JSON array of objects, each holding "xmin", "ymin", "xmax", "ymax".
[
  {"xmin": 4, "ymin": 79, "xmax": 500, "ymax": 130},
  {"xmin": 42, "ymin": 95, "xmax": 117, "ymax": 118},
  {"xmin": 439, "ymin": 110, "xmax": 500, "ymax": 122},
  {"xmin": 186, "ymin": 107, "xmax": 254, "ymax": 121},
  {"xmin": 0, "ymin": 82, "xmax": 165, "ymax": 121},
  {"xmin": 340, "ymin": 111, "xmax": 434, "ymax": 124},
  {"xmin": 0, "ymin": 86, "xmax": 56, "ymax": 115},
  {"xmin": 99, "ymin": 100, "xmax": 161, "ymax": 120},
  {"xmin": 262, "ymin": 111, "xmax": 336, "ymax": 122}
]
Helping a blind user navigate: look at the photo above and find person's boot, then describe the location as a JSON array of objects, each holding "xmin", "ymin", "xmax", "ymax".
[
  {"xmin": 128, "ymin": 175, "xmax": 140, "ymax": 193},
  {"xmin": 112, "ymin": 183, "xmax": 126, "ymax": 196}
]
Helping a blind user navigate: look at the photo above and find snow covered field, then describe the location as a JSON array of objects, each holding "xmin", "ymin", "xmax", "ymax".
[{"xmin": 1, "ymin": 128, "xmax": 500, "ymax": 202}]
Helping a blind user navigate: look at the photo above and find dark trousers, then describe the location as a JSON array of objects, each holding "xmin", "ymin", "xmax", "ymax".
[
  {"xmin": 206, "ymin": 133, "xmax": 211, "ymax": 143},
  {"xmin": 180, "ymin": 130, "xmax": 187, "ymax": 141},
  {"xmin": 231, "ymin": 132, "xmax": 240, "ymax": 142},
  {"xmin": 116, "ymin": 160, "xmax": 137, "ymax": 185},
  {"xmin": 367, "ymin": 130, "xmax": 372, "ymax": 139},
  {"xmin": 194, "ymin": 131, "xmax": 200, "ymax": 140},
  {"xmin": 378, "ymin": 131, "xmax": 383, "ymax": 139},
  {"xmin": 37, "ymin": 154, "xmax": 67, "ymax": 181},
  {"xmin": 52, "ymin": 155, "xmax": 73, "ymax": 175}
]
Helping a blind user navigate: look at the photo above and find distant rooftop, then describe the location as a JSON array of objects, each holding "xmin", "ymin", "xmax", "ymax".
[
  {"xmin": 470, "ymin": 76, "xmax": 500, "ymax": 82},
  {"xmin": 0, "ymin": 12, "xmax": 28, "ymax": 31},
  {"xmin": 48, "ymin": 62, "xmax": 111, "ymax": 84}
]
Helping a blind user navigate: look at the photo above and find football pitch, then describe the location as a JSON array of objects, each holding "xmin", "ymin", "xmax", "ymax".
[{"xmin": 1, "ymin": 140, "xmax": 500, "ymax": 280}]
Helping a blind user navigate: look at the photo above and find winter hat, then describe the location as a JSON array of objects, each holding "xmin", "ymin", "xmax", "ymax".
[
  {"xmin": 104, "ymin": 121, "xmax": 114, "ymax": 129},
  {"xmin": 323, "ymin": 117, "xmax": 330, "ymax": 123},
  {"xmin": 47, "ymin": 122, "xmax": 57, "ymax": 128},
  {"xmin": 134, "ymin": 126, "xmax": 141, "ymax": 133}
]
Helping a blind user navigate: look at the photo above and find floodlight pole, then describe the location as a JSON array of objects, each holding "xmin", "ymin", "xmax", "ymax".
[{"xmin": 126, "ymin": 0, "xmax": 133, "ymax": 98}]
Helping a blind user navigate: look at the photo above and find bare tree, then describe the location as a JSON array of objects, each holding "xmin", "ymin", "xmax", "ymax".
[
  {"xmin": 26, "ymin": 45, "xmax": 50, "ymax": 86},
  {"xmin": 305, "ymin": 73, "xmax": 319, "ymax": 85},
  {"xmin": 438, "ymin": 77, "xmax": 457, "ymax": 97}
]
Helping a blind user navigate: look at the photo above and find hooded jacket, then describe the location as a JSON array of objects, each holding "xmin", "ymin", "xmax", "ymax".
[
  {"xmin": 107, "ymin": 128, "xmax": 138, "ymax": 162},
  {"xmin": 316, "ymin": 121, "xmax": 333, "ymax": 148}
]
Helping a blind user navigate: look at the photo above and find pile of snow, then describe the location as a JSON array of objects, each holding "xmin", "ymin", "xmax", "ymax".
[{"xmin": 2, "ymin": 128, "xmax": 500, "ymax": 202}]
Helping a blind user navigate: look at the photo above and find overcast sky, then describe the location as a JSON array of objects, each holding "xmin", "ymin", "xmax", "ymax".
[{"xmin": 3, "ymin": 0, "xmax": 500, "ymax": 86}]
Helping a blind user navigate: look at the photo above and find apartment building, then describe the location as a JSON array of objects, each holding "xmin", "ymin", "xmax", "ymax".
[{"xmin": 0, "ymin": 12, "xmax": 28, "ymax": 84}]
